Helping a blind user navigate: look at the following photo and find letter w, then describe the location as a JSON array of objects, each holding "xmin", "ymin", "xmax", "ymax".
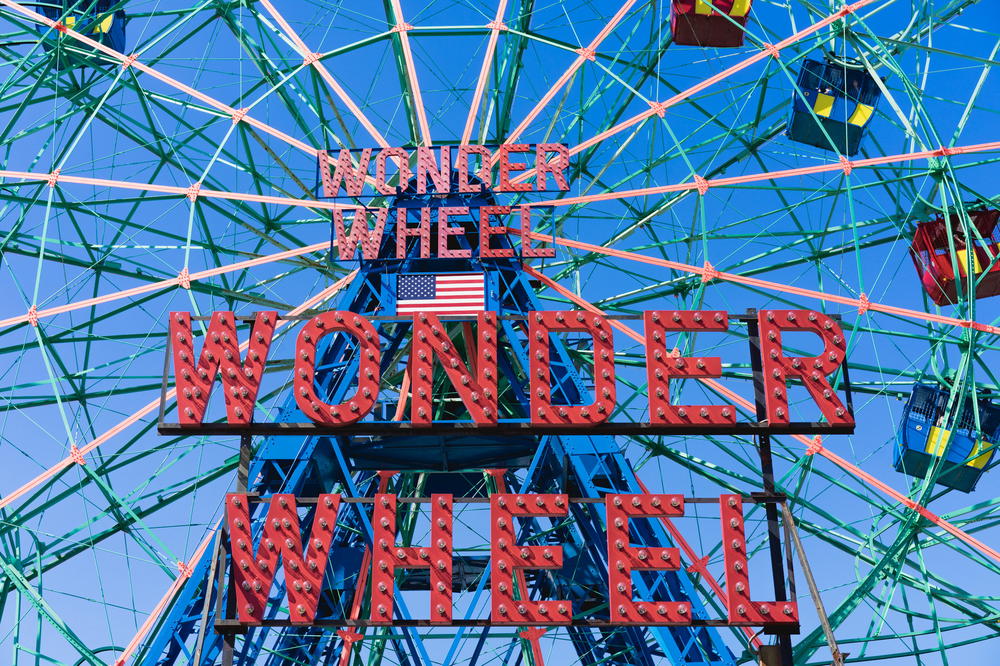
[
  {"xmin": 226, "ymin": 493, "xmax": 341, "ymax": 624},
  {"xmin": 329, "ymin": 148, "xmax": 372, "ymax": 196},
  {"xmin": 170, "ymin": 311, "xmax": 275, "ymax": 424},
  {"xmin": 333, "ymin": 207, "xmax": 388, "ymax": 260}
]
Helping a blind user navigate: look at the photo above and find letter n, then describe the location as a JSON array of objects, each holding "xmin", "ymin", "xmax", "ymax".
[{"xmin": 410, "ymin": 312, "xmax": 497, "ymax": 425}]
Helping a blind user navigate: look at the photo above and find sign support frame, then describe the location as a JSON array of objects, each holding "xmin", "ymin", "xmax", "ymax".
[{"xmin": 747, "ymin": 308, "xmax": 795, "ymax": 665}]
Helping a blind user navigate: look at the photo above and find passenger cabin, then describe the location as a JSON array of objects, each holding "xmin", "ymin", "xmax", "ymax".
[
  {"xmin": 894, "ymin": 384, "xmax": 1000, "ymax": 493},
  {"xmin": 787, "ymin": 56, "xmax": 881, "ymax": 156},
  {"xmin": 38, "ymin": 1, "xmax": 126, "ymax": 65},
  {"xmin": 671, "ymin": 0, "xmax": 752, "ymax": 47},
  {"xmin": 910, "ymin": 208, "xmax": 1000, "ymax": 306}
]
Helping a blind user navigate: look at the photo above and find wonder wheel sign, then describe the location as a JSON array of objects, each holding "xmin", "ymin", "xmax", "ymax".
[{"xmin": 0, "ymin": 2, "xmax": 998, "ymax": 666}]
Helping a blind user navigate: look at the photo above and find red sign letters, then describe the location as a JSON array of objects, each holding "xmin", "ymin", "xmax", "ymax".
[
  {"xmin": 170, "ymin": 309, "xmax": 852, "ymax": 428},
  {"xmin": 224, "ymin": 492, "xmax": 798, "ymax": 626}
]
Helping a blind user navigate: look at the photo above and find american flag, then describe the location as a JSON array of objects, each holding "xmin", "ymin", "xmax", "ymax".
[{"xmin": 396, "ymin": 273, "xmax": 485, "ymax": 315}]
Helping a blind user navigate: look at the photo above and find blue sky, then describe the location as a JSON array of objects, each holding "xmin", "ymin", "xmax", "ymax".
[{"xmin": 0, "ymin": 0, "xmax": 998, "ymax": 664}]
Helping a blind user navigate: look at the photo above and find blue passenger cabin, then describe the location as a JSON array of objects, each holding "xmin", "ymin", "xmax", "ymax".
[
  {"xmin": 787, "ymin": 56, "xmax": 882, "ymax": 156},
  {"xmin": 894, "ymin": 384, "xmax": 1000, "ymax": 492},
  {"xmin": 38, "ymin": 1, "xmax": 126, "ymax": 65}
]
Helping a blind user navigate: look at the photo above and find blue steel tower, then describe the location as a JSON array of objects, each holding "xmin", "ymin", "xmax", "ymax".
[{"xmin": 140, "ymin": 173, "xmax": 740, "ymax": 666}]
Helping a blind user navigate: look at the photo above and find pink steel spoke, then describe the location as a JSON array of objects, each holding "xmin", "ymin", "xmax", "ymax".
[
  {"xmin": 14, "ymin": 187, "xmax": 998, "ymax": 337},
  {"xmin": 0, "ymin": 169, "xmax": 349, "ymax": 211},
  {"xmin": 0, "ymin": 0, "xmax": 317, "ymax": 155},
  {"xmin": 503, "ymin": 0, "xmax": 636, "ymax": 145},
  {"xmin": 516, "ymin": 228, "xmax": 1000, "ymax": 335},
  {"xmin": 388, "ymin": 0, "xmax": 432, "ymax": 145},
  {"xmin": 8, "ymin": 140, "xmax": 992, "ymax": 237},
  {"xmin": 392, "ymin": 369, "xmax": 411, "ymax": 422},
  {"xmin": 8, "ymin": 141, "xmax": 996, "ymax": 337},
  {"xmin": 510, "ymin": 0, "xmax": 879, "ymax": 185},
  {"xmin": 113, "ymin": 524, "xmax": 219, "ymax": 666},
  {"xmin": 527, "ymin": 141, "xmax": 1000, "ymax": 207},
  {"xmin": 0, "ymin": 241, "xmax": 331, "ymax": 329},
  {"xmin": 524, "ymin": 265, "xmax": 1000, "ymax": 566},
  {"xmin": 257, "ymin": 0, "xmax": 391, "ymax": 149},
  {"xmin": 461, "ymin": 0, "xmax": 509, "ymax": 145},
  {"xmin": 564, "ymin": 0, "xmax": 876, "ymax": 156},
  {"xmin": 0, "ymin": 271, "xmax": 358, "ymax": 513}
]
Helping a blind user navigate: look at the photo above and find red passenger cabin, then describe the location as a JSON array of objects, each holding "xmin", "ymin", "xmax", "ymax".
[
  {"xmin": 671, "ymin": 0, "xmax": 752, "ymax": 47},
  {"xmin": 910, "ymin": 208, "xmax": 1000, "ymax": 305}
]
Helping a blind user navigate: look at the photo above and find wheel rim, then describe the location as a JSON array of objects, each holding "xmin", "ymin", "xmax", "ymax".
[{"xmin": 0, "ymin": 1, "xmax": 998, "ymax": 664}]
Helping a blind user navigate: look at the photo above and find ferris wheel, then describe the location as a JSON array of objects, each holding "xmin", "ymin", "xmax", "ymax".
[{"xmin": 0, "ymin": 1, "xmax": 998, "ymax": 665}]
